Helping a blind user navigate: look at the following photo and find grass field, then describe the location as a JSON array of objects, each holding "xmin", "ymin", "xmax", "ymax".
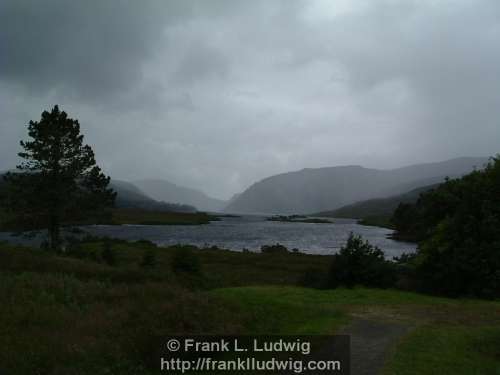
[
  {"xmin": 214, "ymin": 287, "xmax": 500, "ymax": 375},
  {"xmin": 0, "ymin": 240, "xmax": 498, "ymax": 374},
  {"xmin": 0, "ymin": 207, "xmax": 217, "ymax": 231},
  {"xmin": 110, "ymin": 208, "xmax": 216, "ymax": 225}
]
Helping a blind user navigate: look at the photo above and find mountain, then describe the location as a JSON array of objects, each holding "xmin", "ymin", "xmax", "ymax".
[
  {"xmin": 133, "ymin": 179, "xmax": 226, "ymax": 212},
  {"xmin": 108, "ymin": 180, "xmax": 197, "ymax": 212},
  {"xmin": 0, "ymin": 174, "xmax": 196, "ymax": 213},
  {"xmin": 313, "ymin": 184, "xmax": 438, "ymax": 219},
  {"xmin": 224, "ymin": 157, "xmax": 488, "ymax": 214},
  {"xmin": 110, "ymin": 180, "xmax": 154, "ymax": 205}
]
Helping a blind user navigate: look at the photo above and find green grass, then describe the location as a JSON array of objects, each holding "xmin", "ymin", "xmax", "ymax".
[
  {"xmin": 383, "ymin": 326, "xmax": 500, "ymax": 375},
  {"xmin": 0, "ymin": 207, "xmax": 217, "ymax": 230},
  {"xmin": 211, "ymin": 285, "xmax": 500, "ymax": 317},
  {"xmin": 0, "ymin": 242, "xmax": 333, "ymax": 374},
  {"xmin": 211, "ymin": 286, "xmax": 349, "ymax": 334},
  {"xmin": 212, "ymin": 286, "xmax": 500, "ymax": 375},
  {"xmin": 0, "ymin": 241, "xmax": 499, "ymax": 374},
  {"xmin": 0, "ymin": 271, "xmax": 243, "ymax": 375},
  {"xmin": 0, "ymin": 207, "xmax": 13, "ymax": 229},
  {"xmin": 0, "ymin": 240, "xmax": 332, "ymax": 287}
]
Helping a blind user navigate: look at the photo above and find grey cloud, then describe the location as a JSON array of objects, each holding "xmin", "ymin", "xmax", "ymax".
[
  {"xmin": 1, "ymin": 0, "xmax": 499, "ymax": 200},
  {"xmin": 0, "ymin": 0, "xmax": 188, "ymax": 99},
  {"xmin": 172, "ymin": 43, "xmax": 229, "ymax": 85}
]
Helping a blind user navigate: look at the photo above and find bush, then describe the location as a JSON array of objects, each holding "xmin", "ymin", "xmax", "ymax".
[
  {"xmin": 391, "ymin": 156, "xmax": 500, "ymax": 298},
  {"xmin": 66, "ymin": 242, "xmax": 86, "ymax": 259},
  {"xmin": 417, "ymin": 217, "xmax": 500, "ymax": 298},
  {"xmin": 299, "ymin": 267, "xmax": 327, "ymax": 289},
  {"xmin": 101, "ymin": 241, "xmax": 116, "ymax": 266},
  {"xmin": 327, "ymin": 233, "xmax": 396, "ymax": 288},
  {"xmin": 261, "ymin": 243, "xmax": 289, "ymax": 254},
  {"xmin": 135, "ymin": 239, "xmax": 156, "ymax": 247},
  {"xmin": 140, "ymin": 249, "xmax": 157, "ymax": 268},
  {"xmin": 171, "ymin": 247, "xmax": 201, "ymax": 274}
]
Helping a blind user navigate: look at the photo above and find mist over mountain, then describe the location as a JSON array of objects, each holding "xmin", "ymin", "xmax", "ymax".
[
  {"xmin": 225, "ymin": 157, "xmax": 488, "ymax": 214},
  {"xmin": 110, "ymin": 180, "xmax": 196, "ymax": 213},
  {"xmin": 134, "ymin": 179, "xmax": 226, "ymax": 212}
]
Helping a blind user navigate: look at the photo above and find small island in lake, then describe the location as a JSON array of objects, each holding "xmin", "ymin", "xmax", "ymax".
[{"xmin": 267, "ymin": 215, "xmax": 333, "ymax": 224}]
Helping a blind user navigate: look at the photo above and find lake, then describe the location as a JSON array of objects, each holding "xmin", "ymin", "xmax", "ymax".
[{"xmin": 0, "ymin": 215, "xmax": 416, "ymax": 257}]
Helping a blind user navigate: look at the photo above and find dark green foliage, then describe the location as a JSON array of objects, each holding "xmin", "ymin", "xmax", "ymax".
[
  {"xmin": 328, "ymin": 233, "xmax": 396, "ymax": 288},
  {"xmin": 140, "ymin": 249, "xmax": 157, "ymax": 268},
  {"xmin": 40, "ymin": 240, "xmax": 50, "ymax": 252},
  {"xmin": 88, "ymin": 250, "xmax": 99, "ymax": 262},
  {"xmin": 135, "ymin": 239, "xmax": 156, "ymax": 247},
  {"xmin": 1, "ymin": 105, "xmax": 116, "ymax": 250},
  {"xmin": 261, "ymin": 243, "xmax": 289, "ymax": 254},
  {"xmin": 391, "ymin": 203, "xmax": 420, "ymax": 241},
  {"xmin": 267, "ymin": 215, "xmax": 332, "ymax": 223},
  {"xmin": 101, "ymin": 241, "xmax": 116, "ymax": 266},
  {"xmin": 357, "ymin": 215, "xmax": 393, "ymax": 229},
  {"xmin": 391, "ymin": 156, "xmax": 500, "ymax": 298},
  {"xmin": 299, "ymin": 267, "xmax": 327, "ymax": 289},
  {"xmin": 171, "ymin": 247, "xmax": 201, "ymax": 274},
  {"xmin": 66, "ymin": 241, "xmax": 86, "ymax": 259}
]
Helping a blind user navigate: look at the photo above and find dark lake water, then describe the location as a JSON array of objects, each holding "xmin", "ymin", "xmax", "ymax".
[{"xmin": 0, "ymin": 215, "xmax": 416, "ymax": 258}]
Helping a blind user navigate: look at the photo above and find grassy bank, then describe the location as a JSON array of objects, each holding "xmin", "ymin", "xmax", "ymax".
[
  {"xmin": 0, "ymin": 240, "xmax": 498, "ymax": 374},
  {"xmin": 109, "ymin": 208, "xmax": 216, "ymax": 225},
  {"xmin": 356, "ymin": 214, "xmax": 393, "ymax": 229},
  {"xmin": 0, "ymin": 208, "xmax": 217, "ymax": 231},
  {"xmin": 214, "ymin": 287, "xmax": 500, "ymax": 375}
]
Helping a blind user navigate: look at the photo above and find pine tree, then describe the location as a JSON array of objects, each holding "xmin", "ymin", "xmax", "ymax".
[{"xmin": 3, "ymin": 105, "xmax": 116, "ymax": 250}]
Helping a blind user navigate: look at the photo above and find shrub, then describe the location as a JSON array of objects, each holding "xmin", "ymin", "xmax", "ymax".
[
  {"xmin": 101, "ymin": 241, "xmax": 116, "ymax": 266},
  {"xmin": 299, "ymin": 267, "xmax": 327, "ymax": 289},
  {"xmin": 171, "ymin": 247, "xmax": 201, "ymax": 274},
  {"xmin": 140, "ymin": 249, "xmax": 157, "ymax": 268},
  {"xmin": 390, "ymin": 156, "xmax": 500, "ymax": 298},
  {"xmin": 40, "ymin": 240, "xmax": 50, "ymax": 252},
  {"xmin": 261, "ymin": 243, "xmax": 289, "ymax": 254},
  {"xmin": 135, "ymin": 239, "xmax": 156, "ymax": 247},
  {"xmin": 66, "ymin": 242, "xmax": 86, "ymax": 259},
  {"xmin": 327, "ymin": 233, "xmax": 396, "ymax": 288}
]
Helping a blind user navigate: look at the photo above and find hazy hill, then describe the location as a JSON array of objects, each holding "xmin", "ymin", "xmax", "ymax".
[
  {"xmin": 134, "ymin": 179, "xmax": 226, "ymax": 212},
  {"xmin": 0, "ymin": 173, "xmax": 196, "ymax": 213},
  {"xmin": 225, "ymin": 157, "xmax": 488, "ymax": 214},
  {"xmin": 110, "ymin": 180, "xmax": 196, "ymax": 212},
  {"xmin": 313, "ymin": 184, "xmax": 438, "ymax": 219}
]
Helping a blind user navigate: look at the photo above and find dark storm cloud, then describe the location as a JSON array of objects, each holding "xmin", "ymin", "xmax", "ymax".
[
  {"xmin": 172, "ymin": 43, "xmax": 229, "ymax": 85},
  {"xmin": 1, "ymin": 0, "xmax": 499, "ymax": 199},
  {"xmin": 0, "ymin": 0, "xmax": 188, "ymax": 98}
]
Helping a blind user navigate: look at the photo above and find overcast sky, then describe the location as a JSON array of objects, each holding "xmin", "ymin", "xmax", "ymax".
[{"xmin": 1, "ymin": 0, "xmax": 499, "ymax": 199}]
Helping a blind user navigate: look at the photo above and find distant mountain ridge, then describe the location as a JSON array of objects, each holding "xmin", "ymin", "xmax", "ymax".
[
  {"xmin": 314, "ymin": 184, "xmax": 438, "ymax": 219},
  {"xmin": 103, "ymin": 180, "xmax": 198, "ymax": 212},
  {"xmin": 1, "ymin": 171, "xmax": 208, "ymax": 213},
  {"xmin": 224, "ymin": 157, "xmax": 488, "ymax": 214},
  {"xmin": 134, "ymin": 179, "xmax": 226, "ymax": 212}
]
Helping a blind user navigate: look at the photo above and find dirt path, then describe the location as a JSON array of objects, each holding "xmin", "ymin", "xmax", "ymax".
[{"xmin": 338, "ymin": 318, "xmax": 413, "ymax": 375}]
